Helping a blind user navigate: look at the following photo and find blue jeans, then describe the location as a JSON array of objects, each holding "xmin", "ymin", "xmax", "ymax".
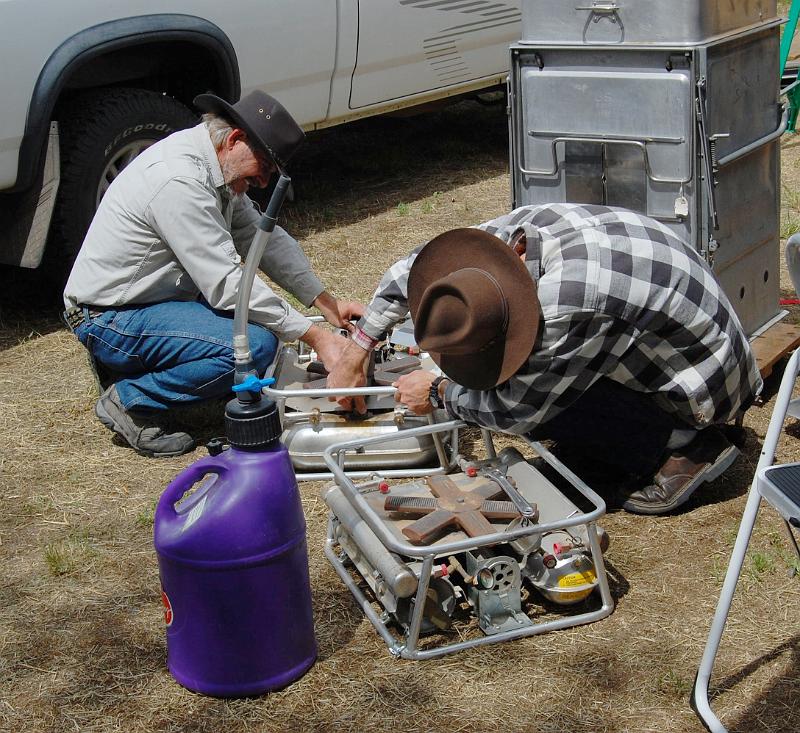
[{"xmin": 74, "ymin": 301, "xmax": 278, "ymax": 411}]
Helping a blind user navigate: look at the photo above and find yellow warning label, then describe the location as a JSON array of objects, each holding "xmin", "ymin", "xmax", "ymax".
[
  {"xmin": 558, "ymin": 569, "xmax": 597, "ymax": 588},
  {"xmin": 557, "ymin": 589, "xmax": 592, "ymax": 603}
]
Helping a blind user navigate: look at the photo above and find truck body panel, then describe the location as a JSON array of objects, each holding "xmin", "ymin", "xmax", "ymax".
[{"xmin": 0, "ymin": 0, "xmax": 520, "ymax": 268}]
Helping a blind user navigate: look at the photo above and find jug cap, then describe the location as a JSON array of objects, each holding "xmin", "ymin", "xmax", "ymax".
[{"xmin": 224, "ymin": 397, "xmax": 282, "ymax": 449}]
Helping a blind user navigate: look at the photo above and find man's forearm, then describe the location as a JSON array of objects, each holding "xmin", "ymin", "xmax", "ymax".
[
  {"xmin": 443, "ymin": 383, "xmax": 542, "ymax": 435},
  {"xmin": 331, "ymin": 338, "xmax": 371, "ymax": 380},
  {"xmin": 254, "ymin": 225, "xmax": 325, "ymax": 307}
]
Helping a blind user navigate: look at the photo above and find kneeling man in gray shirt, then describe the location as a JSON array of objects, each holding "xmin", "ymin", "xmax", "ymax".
[{"xmin": 64, "ymin": 91, "xmax": 360, "ymax": 457}]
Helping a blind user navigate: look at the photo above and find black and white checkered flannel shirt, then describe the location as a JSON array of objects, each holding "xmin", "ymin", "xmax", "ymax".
[{"xmin": 356, "ymin": 204, "xmax": 763, "ymax": 435}]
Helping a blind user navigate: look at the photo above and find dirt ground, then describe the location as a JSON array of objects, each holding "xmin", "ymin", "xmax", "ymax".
[{"xmin": 1, "ymin": 100, "xmax": 799, "ymax": 733}]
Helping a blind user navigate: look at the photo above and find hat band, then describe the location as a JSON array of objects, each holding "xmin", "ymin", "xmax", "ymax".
[{"xmin": 470, "ymin": 268, "xmax": 508, "ymax": 337}]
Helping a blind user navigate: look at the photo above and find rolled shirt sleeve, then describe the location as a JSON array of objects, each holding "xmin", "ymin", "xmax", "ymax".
[
  {"xmin": 254, "ymin": 225, "xmax": 325, "ymax": 307},
  {"xmin": 146, "ymin": 177, "xmax": 313, "ymax": 341},
  {"xmin": 359, "ymin": 246, "xmax": 423, "ymax": 340}
]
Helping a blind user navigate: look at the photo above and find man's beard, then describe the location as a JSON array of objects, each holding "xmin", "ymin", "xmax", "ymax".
[
  {"xmin": 220, "ymin": 158, "xmax": 249, "ymax": 198},
  {"xmin": 223, "ymin": 184, "xmax": 246, "ymax": 199}
]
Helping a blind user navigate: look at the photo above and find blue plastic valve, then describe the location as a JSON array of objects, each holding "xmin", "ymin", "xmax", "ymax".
[{"xmin": 231, "ymin": 376, "xmax": 276, "ymax": 393}]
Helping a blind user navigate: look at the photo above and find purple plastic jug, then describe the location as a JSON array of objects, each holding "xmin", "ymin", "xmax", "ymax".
[{"xmin": 154, "ymin": 396, "xmax": 317, "ymax": 696}]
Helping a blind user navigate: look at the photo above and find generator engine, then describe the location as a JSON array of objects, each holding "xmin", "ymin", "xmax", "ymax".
[{"xmin": 324, "ymin": 446, "xmax": 610, "ymax": 644}]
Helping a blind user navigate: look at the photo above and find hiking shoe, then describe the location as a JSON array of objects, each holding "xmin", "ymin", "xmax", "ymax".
[
  {"xmin": 95, "ymin": 385, "xmax": 195, "ymax": 458},
  {"xmin": 621, "ymin": 426, "xmax": 739, "ymax": 515}
]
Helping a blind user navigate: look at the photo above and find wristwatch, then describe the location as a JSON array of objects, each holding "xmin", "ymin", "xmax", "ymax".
[{"xmin": 429, "ymin": 375, "xmax": 448, "ymax": 409}]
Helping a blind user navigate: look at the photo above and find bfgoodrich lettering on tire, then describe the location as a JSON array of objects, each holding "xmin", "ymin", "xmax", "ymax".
[{"xmin": 49, "ymin": 87, "xmax": 197, "ymax": 285}]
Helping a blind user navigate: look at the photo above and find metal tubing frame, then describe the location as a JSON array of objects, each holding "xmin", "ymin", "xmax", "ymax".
[
  {"xmin": 264, "ymin": 382, "xmax": 458, "ymax": 483},
  {"xmin": 322, "ymin": 421, "xmax": 615, "ymax": 659},
  {"xmin": 693, "ymin": 348, "xmax": 800, "ymax": 732},
  {"xmin": 264, "ymin": 317, "xmax": 458, "ymax": 481}
]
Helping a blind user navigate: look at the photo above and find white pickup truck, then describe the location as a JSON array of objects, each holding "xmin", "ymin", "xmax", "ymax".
[{"xmin": 0, "ymin": 0, "xmax": 521, "ymax": 278}]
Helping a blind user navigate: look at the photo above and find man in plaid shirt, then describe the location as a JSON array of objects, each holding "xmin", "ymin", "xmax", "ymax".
[{"xmin": 328, "ymin": 204, "xmax": 762, "ymax": 514}]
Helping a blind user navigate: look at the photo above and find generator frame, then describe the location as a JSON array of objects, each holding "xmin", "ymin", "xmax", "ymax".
[
  {"xmin": 322, "ymin": 420, "xmax": 615, "ymax": 660},
  {"xmin": 263, "ymin": 316, "xmax": 459, "ymax": 481}
]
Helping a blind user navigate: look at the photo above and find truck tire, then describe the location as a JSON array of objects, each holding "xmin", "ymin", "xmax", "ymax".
[{"xmin": 50, "ymin": 88, "xmax": 197, "ymax": 284}]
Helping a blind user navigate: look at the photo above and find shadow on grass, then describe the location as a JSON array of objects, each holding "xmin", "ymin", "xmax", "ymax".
[
  {"xmin": 710, "ymin": 635, "xmax": 800, "ymax": 733},
  {"xmin": 0, "ymin": 264, "xmax": 63, "ymax": 352},
  {"xmin": 278, "ymin": 99, "xmax": 509, "ymax": 238}
]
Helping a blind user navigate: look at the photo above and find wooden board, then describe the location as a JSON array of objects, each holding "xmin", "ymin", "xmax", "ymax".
[{"xmin": 751, "ymin": 322, "xmax": 800, "ymax": 378}]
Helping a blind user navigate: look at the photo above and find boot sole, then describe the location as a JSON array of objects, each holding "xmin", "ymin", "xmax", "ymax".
[
  {"xmin": 622, "ymin": 444, "xmax": 740, "ymax": 516},
  {"xmin": 95, "ymin": 396, "xmax": 195, "ymax": 459}
]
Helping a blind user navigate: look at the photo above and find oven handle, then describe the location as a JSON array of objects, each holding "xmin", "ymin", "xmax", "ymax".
[{"xmin": 716, "ymin": 105, "xmax": 787, "ymax": 169}]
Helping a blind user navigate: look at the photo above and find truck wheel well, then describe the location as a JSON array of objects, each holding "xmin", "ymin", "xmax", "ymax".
[
  {"xmin": 53, "ymin": 40, "xmax": 232, "ymax": 115},
  {"xmin": 15, "ymin": 15, "xmax": 240, "ymax": 193},
  {"xmin": 45, "ymin": 87, "xmax": 198, "ymax": 285}
]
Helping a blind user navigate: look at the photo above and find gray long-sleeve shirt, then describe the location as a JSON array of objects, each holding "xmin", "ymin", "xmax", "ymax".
[{"xmin": 64, "ymin": 124, "xmax": 324, "ymax": 341}]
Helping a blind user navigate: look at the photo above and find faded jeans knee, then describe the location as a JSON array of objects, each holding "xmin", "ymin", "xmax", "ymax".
[{"xmin": 246, "ymin": 324, "xmax": 279, "ymax": 374}]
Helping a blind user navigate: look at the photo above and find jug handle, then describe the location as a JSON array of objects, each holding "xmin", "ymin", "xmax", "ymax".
[{"xmin": 158, "ymin": 457, "xmax": 229, "ymax": 517}]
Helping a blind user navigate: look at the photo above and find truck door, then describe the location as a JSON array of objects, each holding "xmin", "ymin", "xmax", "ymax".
[
  {"xmin": 349, "ymin": 0, "xmax": 521, "ymax": 109},
  {"xmin": 234, "ymin": 1, "xmax": 338, "ymax": 125}
]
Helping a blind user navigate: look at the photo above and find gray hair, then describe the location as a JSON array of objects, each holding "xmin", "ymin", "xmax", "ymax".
[{"xmin": 202, "ymin": 112, "xmax": 234, "ymax": 151}]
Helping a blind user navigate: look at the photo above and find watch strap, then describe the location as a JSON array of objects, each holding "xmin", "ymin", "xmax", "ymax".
[{"xmin": 429, "ymin": 375, "xmax": 447, "ymax": 409}]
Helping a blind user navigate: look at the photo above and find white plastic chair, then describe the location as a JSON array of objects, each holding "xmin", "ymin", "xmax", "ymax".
[{"xmin": 693, "ymin": 347, "xmax": 800, "ymax": 731}]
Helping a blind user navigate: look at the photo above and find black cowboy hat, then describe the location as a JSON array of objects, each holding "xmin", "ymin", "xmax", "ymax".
[
  {"xmin": 408, "ymin": 228, "xmax": 540, "ymax": 390},
  {"xmin": 193, "ymin": 90, "xmax": 305, "ymax": 170}
]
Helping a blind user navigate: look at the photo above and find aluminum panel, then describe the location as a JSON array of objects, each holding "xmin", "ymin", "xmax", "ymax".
[
  {"xmin": 709, "ymin": 144, "xmax": 780, "ymax": 334},
  {"xmin": 516, "ymin": 50, "xmax": 692, "ymax": 175},
  {"xmin": 509, "ymin": 29, "xmax": 782, "ymax": 334},
  {"xmin": 704, "ymin": 28, "xmax": 781, "ymax": 159},
  {"xmin": 521, "ymin": 0, "xmax": 778, "ymax": 46},
  {"xmin": 511, "ymin": 48, "xmax": 694, "ymax": 231}
]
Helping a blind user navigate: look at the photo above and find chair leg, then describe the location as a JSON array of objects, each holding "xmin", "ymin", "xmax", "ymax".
[
  {"xmin": 694, "ymin": 347, "xmax": 800, "ymax": 730},
  {"xmin": 692, "ymin": 486, "xmax": 763, "ymax": 733},
  {"xmin": 783, "ymin": 519, "xmax": 800, "ymax": 570}
]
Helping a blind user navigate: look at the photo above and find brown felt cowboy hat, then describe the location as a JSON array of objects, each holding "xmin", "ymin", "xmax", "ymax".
[
  {"xmin": 408, "ymin": 228, "xmax": 540, "ymax": 390},
  {"xmin": 193, "ymin": 90, "xmax": 305, "ymax": 171}
]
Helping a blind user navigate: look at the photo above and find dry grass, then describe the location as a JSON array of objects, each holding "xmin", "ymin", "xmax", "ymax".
[{"xmin": 1, "ymin": 100, "xmax": 799, "ymax": 733}]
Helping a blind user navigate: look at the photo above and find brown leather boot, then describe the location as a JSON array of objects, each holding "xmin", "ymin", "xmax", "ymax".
[{"xmin": 621, "ymin": 426, "xmax": 739, "ymax": 515}]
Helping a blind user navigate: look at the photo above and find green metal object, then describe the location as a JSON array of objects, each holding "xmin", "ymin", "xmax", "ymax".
[
  {"xmin": 781, "ymin": 0, "xmax": 800, "ymax": 133},
  {"xmin": 780, "ymin": 0, "xmax": 800, "ymax": 76},
  {"xmin": 787, "ymin": 84, "xmax": 800, "ymax": 133}
]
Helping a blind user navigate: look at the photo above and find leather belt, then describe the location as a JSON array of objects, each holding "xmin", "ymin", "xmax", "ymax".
[{"xmin": 63, "ymin": 305, "xmax": 106, "ymax": 332}]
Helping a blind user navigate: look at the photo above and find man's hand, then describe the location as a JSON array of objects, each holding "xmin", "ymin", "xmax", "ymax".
[
  {"xmin": 313, "ymin": 290, "xmax": 365, "ymax": 333},
  {"xmin": 393, "ymin": 370, "xmax": 437, "ymax": 415},
  {"xmin": 326, "ymin": 340, "xmax": 371, "ymax": 414},
  {"xmin": 300, "ymin": 325, "xmax": 349, "ymax": 373}
]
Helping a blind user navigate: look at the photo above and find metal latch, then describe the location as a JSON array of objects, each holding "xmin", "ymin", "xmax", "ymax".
[
  {"xmin": 695, "ymin": 76, "xmax": 720, "ymax": 231},
  {"xmin": 576, "ymin": 1, "xmax": 620, "ymax": 13}
]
